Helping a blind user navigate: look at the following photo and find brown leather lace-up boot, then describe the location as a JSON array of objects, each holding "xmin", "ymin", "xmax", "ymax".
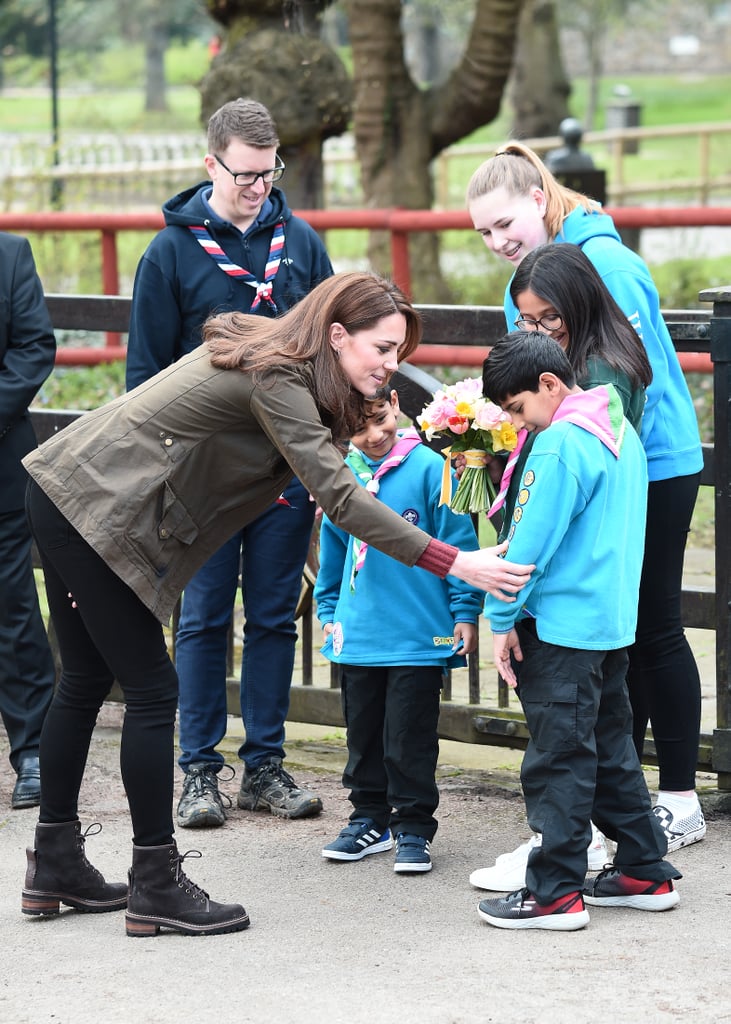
[
  {"xmin": 22, "ymin": 820, "xmax": 128, "ymax": 915},
  {"xmin": 125, "ymin": 842, "xmax": 249, "ymax": 937}
]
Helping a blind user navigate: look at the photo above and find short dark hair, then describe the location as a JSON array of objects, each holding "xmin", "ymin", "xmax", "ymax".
[
  {"xmin": 482, "ymin": 331, "xmax": 576, "ymax": 405},
  {"xmin": 365, "ymin": 385, "xmax": 394, "ymax": 407},
  {"xmin": 207, "ymin": 97, "xmax": 279, "ymax": 153}
]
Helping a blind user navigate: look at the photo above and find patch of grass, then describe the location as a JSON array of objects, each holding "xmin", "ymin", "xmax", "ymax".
[{"xmin": 35, "ymin": 360, "xmax": 126, "ymax": 410}]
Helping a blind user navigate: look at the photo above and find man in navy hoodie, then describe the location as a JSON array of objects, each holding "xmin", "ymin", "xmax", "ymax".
[{"xmin": 127, "ymin": 98, "xmax": 332, "ymax": 829}]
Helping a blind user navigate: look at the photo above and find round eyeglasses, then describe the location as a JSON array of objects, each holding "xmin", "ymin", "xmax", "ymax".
[
  {"xmin": 214, "ymin": 153, "xmax": 285, "ymax": 187},
  {"xmin": 514, "ymin": 313, "xmax": 564, "ymax": 332}
]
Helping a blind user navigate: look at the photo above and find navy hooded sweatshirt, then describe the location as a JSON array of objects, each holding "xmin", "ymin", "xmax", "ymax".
[{"xmin": 126, "ymin": 181, "xmax": 333, "ymax": 388}]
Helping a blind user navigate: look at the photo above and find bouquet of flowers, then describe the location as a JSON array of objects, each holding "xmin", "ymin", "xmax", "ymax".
[{"xmin": 417, "ymin": 376, "xmax": 518, "ymax": 514}]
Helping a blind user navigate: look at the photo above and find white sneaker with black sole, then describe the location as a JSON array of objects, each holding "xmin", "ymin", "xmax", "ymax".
[{"xmin": 652, "ymin": 799, "xmax": 706, "ymax": 852}]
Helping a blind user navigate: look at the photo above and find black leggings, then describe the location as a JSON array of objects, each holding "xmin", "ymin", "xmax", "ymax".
[
  {"xmin": 627, "ymin": 472, "xmax": 702, "ymax": 792},
  {"xmin": 27, "ymin": 481, "xmax": 179, "ymax": 846}
]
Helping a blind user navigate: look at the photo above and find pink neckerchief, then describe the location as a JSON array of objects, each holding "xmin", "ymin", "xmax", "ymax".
[{"xmin": 346, "ymin": 427, "xmax": 421, "ymax": 591}]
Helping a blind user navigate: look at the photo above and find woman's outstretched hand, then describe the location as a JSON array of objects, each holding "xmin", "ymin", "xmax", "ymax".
[{"xmin": 450, "ymin": 542, "xmax": 534, "ymax": 601}]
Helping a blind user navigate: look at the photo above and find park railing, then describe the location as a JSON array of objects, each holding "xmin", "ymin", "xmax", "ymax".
[
  {"xmin": 30, "ymin": 286, "xmax": 731, "ymax": 794},
  {"xmin": 2, "ymin": 122, "xmax": 731, "ymax": 208},
  {"xmin": 3, "ymin": 207, "xmax": 731, "ymax": 311}
]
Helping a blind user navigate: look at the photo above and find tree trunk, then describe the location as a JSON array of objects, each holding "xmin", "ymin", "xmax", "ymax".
[
  {"xmin": 144, "ymin": 11, "xmax": 169, "ymax": 112},
  {"xmin": 200, "ymin": 2, "xmax": 350, "ymax": 209},
  {"xmin": 346, "ymin": 0, "xmax": 444, "ymax": 298},
  {"xmin": 510, "ymin": 0, "xmax": 570, "ymax": 138},
  {"xmin": 346, "ymin": 0, "xmax": 525, "ymax": 302}
]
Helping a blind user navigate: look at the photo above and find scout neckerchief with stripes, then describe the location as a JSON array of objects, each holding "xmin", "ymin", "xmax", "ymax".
[
  {"xmin": 345, "ymin": 427, "xmax": 422, "ymax": 592},
  {"xmin": 487, "ymin": 427, "xmax": 529, "ymax": 518},
  {"xmin": 188, "ymin": 220, "xmax": 285, "ymax": 312}
]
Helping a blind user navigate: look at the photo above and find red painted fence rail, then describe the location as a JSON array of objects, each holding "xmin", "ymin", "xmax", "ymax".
[{"xmin": 2, "ymin": 207, "xmax": 729, "ymax": 373}]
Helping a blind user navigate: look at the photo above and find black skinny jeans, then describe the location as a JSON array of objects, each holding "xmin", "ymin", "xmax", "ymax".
[
  {"xmin": 27, "ymin": 481, "xmax": 179, "ymax": 846},
  {"xmin": 627, "ymin": 472, "xmax": 702, "ymax": 792},
  {"xmin": 339, "ymin": 663, "xmax": 443, "ymax": 841}
]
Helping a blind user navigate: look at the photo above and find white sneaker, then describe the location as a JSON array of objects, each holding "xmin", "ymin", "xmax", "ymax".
[
  {"xmin": 469, "ymin": 824, "xmax": 610, "ymax": 892},
  {"xmin": 653, "ymin": 799, "xmax": 706, "ymax": 853}
]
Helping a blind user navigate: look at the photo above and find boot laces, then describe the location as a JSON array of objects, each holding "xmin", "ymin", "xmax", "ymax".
[
  {"xmin": 172, "ymin": 848, "xmax": 210, "ymax": 902},
  {"xmin": 77, "ymin": 822, "xmax": 105, "ymax": 880}
]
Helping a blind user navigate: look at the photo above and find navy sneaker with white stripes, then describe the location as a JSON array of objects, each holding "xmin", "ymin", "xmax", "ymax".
[
  {"xmin": 394, "ymin": 833, "xmax": 432, "ymax": 873},
  {"xmin": 322, "ymin": 819, "xmax": 394, "ymax": 861}
]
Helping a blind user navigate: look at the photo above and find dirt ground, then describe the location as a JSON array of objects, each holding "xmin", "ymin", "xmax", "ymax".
[{"xmin": 1, "ymin": 701, "xmax": 730, "ymax": 1024}]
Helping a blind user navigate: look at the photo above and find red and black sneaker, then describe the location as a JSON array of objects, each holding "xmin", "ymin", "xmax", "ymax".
[
  {"xmin": 477, "ymin": 887, "xmax": 589, "ymax": 931},
  {"xmin": 582, "ymin": 868, "xmax": 680, "ymax": 911}
]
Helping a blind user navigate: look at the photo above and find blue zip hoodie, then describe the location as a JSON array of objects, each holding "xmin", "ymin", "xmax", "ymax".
[
  {"xmin": 126, "ymin": 181, "xmax": 333, "ymax": 388},
  {"xmin": 485, "ymin": 385, "xmax": 648, "ymax": 650},
  {"xmin": 315, "ymin": 435, "xmax": 483, "ymax": 668},
  {"xmin": 503, "ymin": 208, "xmax": 703, "ymax": 482}
]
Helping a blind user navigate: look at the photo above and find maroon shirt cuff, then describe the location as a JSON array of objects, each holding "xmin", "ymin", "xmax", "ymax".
[{"xmin": 415, "ymin": 538, "xmax": 459, "ymax": 578}]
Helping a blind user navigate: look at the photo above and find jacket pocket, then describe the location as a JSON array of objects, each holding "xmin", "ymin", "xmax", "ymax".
[
  {"xmin": 157, "ymin": 481, "xmax": 198, "ymax": 544},
  {"xmin": 125, "ymin": 481, "xmax": 199, "ymax": 576}
]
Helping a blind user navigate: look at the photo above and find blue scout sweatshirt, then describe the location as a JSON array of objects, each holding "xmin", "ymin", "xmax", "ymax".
[
  {"xmin": 485, "ymin": 385, "xmax": 648, "ymax": 650},
  {"xmin": 315, "ymin": 434, "xmax": 483, "ymax": 668},
  {"xmin": 126, "ymin": 181, "xmax": 333, "ymax": 388},
  {"xmin": 503, "ymin": 210, "xmax": 703, "ymax": 483}
]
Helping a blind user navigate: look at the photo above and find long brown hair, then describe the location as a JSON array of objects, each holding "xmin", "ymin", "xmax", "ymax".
[
  {"xmin": 205, "ymin": 271, "xmax": 422, "ymax": 439},
  {"xmin": 466, "ymin": 141, "xmax": 598, "ymax": 240}
]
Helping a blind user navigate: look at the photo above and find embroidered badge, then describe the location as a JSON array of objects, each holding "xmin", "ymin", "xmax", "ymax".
[
  {"xmin": 332, "ymin": 621, "xmax": 344, "ymax": 657},
  {"xmin": 403, "ymin": 508, "xmax": 419, "ymax": 524}
]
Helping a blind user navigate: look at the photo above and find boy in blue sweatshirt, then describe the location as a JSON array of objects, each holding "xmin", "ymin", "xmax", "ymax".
[
  {"xmin": 477, "ymin": 331, "xmax": 681, "ymax": 931},
  {"xmin": 315, "ymin": 387, "xmax": 483, "ymax": 873}
]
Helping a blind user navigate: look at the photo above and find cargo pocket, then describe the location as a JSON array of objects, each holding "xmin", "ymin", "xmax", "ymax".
[{"xmin": 520, "ymin": 675, "xmax": 579, "ymax": 753}]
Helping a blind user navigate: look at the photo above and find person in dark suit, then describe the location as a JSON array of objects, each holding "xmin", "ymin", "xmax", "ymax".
[{"xmin": 0, "ymin": 232, "xmax": 57, "ymax": 809}]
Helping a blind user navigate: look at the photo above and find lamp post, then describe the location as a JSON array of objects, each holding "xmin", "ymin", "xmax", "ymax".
[{"xmin": 49, "ymin": 0, "xmax": 63, "ymax": 207}]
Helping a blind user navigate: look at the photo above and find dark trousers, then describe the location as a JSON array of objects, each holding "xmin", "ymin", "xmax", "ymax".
[
  {"xmin": 515, "ymin": 620, "xmax": 678, "ymax": 905},
  {"xmin": 627, "ymin": 472, "xmax": 702, "ymax": 791},
  {"xmin": 339, "ymin": 663, "xmax": 443, "ymax": 841},
  {"xmin": 27, "ymin": 481, "xmax": 179, "ymax": 846},
  {"xmin": 0, "ymin": 506, "xmax": 55, "ymax": 771}
]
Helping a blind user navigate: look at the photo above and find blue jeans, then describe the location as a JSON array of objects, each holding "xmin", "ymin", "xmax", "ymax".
[{"xmin": 175, "ymin": 477, "xmax": 316, "ymax": 773}]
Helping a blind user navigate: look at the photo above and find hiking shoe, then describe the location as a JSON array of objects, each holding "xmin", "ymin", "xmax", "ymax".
[
  {"xmin": 176, "ymin": 763, "xmax": 232, "ymax": 829},
  {"xmin": 653, "ymin": 800, "xmax": 706, "ymax": 852},
  {"xmin": 322, "ymin": 819, "xmax": 393, "ymax": 861},
  {"xmin": 582, "ymin": 868, "xmax": 680, "ymax": 911},
  {"xmin": 394, "ymin": 833, "xmax": 432, "ymax": 873},
  {"xmin": 469, "ymin": 823, "xmax": 610, "ymax": 891},
  {"xmin": 237, "ymin": 757, "xmax": 323, "ymax": 819},
  {"xmin": 478, "ymin": 888, "xmax": 589, "ymax": 931}
]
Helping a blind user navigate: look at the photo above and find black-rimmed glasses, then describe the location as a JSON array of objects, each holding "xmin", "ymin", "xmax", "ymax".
[
  {"xmin": 514, "ymin": 313, "xmax": 564, "ymax": 332},
  {"xmin": 214, "ymin": 153, "xmax": 285, "ymax": 187}
]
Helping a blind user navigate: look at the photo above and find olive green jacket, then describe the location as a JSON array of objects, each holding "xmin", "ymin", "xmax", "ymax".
[{"xmin": 24, "ymin": 346, "xmax": 431, "ymax": 623}]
